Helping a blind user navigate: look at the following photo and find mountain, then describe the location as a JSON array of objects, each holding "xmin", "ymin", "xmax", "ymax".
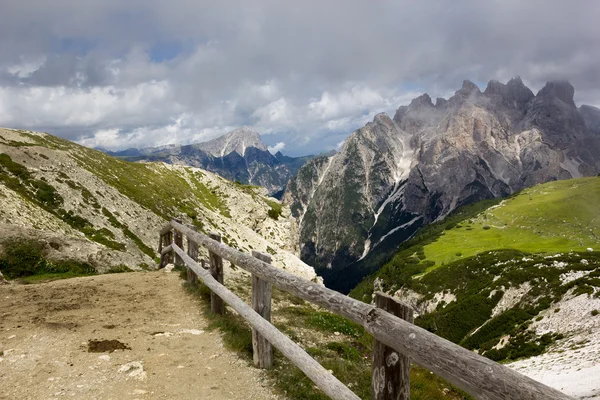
[
  {"xmin": 0, "ymin": 127, "xmax": 317, "ymax": 280},
  {"xmin": 283, "ymin": 78, "xmax": 600, "ymax": 292},
  {"xmin": 350, "ymin": 177, "xmax": 600, "ymax": 398},
  {"xmin": 106, "ymin": 127, "xmax": 312, "ymax": 196}
]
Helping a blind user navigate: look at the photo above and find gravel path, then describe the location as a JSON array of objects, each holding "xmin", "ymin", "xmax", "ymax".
[{"xmin": 0, "ymin": 270, "xmax": 279, "ymax": 400}]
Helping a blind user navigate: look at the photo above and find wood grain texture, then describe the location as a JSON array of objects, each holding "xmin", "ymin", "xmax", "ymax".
[
  {"xmin": 174, "ymin": 229, "xmax": 184, "ymax": 267},
  {"xmin": 251, "ymin": 251, "xmax": 273, "ymax": 369},
  {"xmin": 170, "ymin": 220, "xmax": 574, "ymax": 400},
  {"xmin": 208, "ymin": 232, "xmax": 224, "ymax": 315},
  {"xmin": 372, "ymin": 292, "xmax": 413, "ymax": 400},
  {"xmin": 158, "ymin": 231, "xmax": 173, "ymax": 268},
  {"xmin": 186, "ymin": 225, "xmax": 199, "ymax": 285},
  {"xmin": 171, "ymin": 243, "xmax": 360, "ymax": 400}
]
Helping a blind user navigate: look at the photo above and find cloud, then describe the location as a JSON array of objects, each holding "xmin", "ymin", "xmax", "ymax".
[
  {"xmin": 0, "ymin": 0, "xmax": 598, "ymax": 155},
  {"xmin": 268, "ymin": 142, "xmax": 286, "ymax": 154}
]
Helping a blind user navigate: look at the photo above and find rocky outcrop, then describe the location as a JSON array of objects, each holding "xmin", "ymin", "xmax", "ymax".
[
  {"xmin": 284, "ymin": 78, "xmax": 600, "ymax": 292},
  {"xmin": 107, "ymin": 128, "xmax": 311, "ymax": 195}
]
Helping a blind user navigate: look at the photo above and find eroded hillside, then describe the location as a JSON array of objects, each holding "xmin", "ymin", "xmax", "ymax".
[{"xmin": 0, "ymin": 128, "xmax": 315, "ymax": 280}]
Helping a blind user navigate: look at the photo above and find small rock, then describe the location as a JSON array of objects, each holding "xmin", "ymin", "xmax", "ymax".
[
  {"xmin": 7, "ymin": 335, "xmax": 16, "ymax": 339},
  {"xmin": 587, "ymin": 248, "xmax": 594, "ymax": 252},
  {"xmin": 333, "ymin": 331, "xmax": 340, "ymax": 336},
  {"xmin": 180, "ymin": 329, "xmax": 204, "ymax": 335},
  {"xmin": 98, "ymin": 355, "xmax": 111, "ymax": 361},
  {"xmin": 118, "ymin": 361, "xmax": 147, "ymax": 381},
  {"xmin": 164, "ymin": 264, "xmax": 175, "ymax": 272}
]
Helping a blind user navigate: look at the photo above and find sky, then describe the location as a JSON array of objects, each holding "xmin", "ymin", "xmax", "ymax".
[{"xmin": 1, "ymin": 1, "xmax": 599, "ymax": 156}]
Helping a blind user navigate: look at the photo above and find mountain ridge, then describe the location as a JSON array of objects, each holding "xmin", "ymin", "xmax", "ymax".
[
  {"xmin": 284, "ymin": 78, "xmax": 600, "ymax": 292},
  {"xmin": 105, "ymin": 127, "xmax": 312, "ymax": 195}
]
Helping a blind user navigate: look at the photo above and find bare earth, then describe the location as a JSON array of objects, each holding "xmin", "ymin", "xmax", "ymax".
[{"xmin": 0, "ymin": 270, "xmax": 279, "ymax": 400}]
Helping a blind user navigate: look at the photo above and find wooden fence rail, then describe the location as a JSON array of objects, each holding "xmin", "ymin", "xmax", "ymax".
[{"xmin": 159, "ymin": 220, "xmax": 574, "ymax": 400}]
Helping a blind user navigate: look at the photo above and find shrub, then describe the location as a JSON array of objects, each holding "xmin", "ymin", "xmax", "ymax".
[
  {"xmin": 592, "ymin": 310, "xmax": 599, "ymax": 316},
  {"xmin": 0, "ymin": 237, "xmax": 96, "ymax": 279},
  {"xmin": 267, "ymin": 208, "xmax": 280, "ymax": 220},
  {"xmin": 0, "ymin": 238, "xmax": 45, "ymax": 278}
]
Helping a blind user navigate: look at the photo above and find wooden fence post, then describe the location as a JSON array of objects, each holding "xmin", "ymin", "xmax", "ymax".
[
  {"xmin": 251, "ymin": 251, "xmax": 273, "ymax": 369},
  {"xmin": 208, "ymin": 233, "xmax": 225, "ymax": 314},
  {"xmin": 186, "ymin": 225, "xmax": 199, "ymax": 285},
  {"xmin": 174, "ymin": 219, "xmax": 184, "ymax": 268},
  {"xmin": 371, "ymin": 292, "xmax": 413, "ymax": 400},
  {"xmin": 159, "ymin": 230, "xmax": 173, "ymax": 268}
]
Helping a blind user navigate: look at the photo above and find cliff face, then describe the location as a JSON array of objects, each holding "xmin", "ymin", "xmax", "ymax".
[{"xmin": 284, "ymin": 78, "xmax": 600, "ymax": 291}]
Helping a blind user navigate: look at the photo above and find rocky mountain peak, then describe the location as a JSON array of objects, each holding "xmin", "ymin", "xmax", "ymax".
[
  {"xmin": 200, "ymin": 126, "xmax": 267, "ymax": 157},
  {"xmin": 409, "ymin": 93, "xmax": 434, "ymax": 109},
  {"xmin": 484, "ymin": 77, "xmax": 534, "ymax": 109},
  {"xmin": 459, "ymin": 80, "xmax": 481, "ymax": 94},
  {"xmin": 373, "ymin": 112, "xmax": 394, "ymax": 125},
  {"xmin": 537, "ymin": 80, "xmax": 576, "ymax": 107},
  {"xmin": 448, "ymin": 80, "xmax": 482, "ymax": 106},
  {"xmin": 285, "ymin": 76, "xmax": 600, "ymax": 292},
  {"xmin": 435, "ymin": 97, "xmax": 448, "ymax": 108},
  {"xmin": 484, "ymin": 79, "xmax": 506, "ymax": 95}
]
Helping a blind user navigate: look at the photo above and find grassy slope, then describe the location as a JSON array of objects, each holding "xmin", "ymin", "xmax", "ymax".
[
  {"xmin": 350, "ymin": 176, "xmax": 600, "ymax": 364},
  {"xmin": 9, "ymin": 130, "xmax": 232, "ymax": 220},
  {"xmin": 352, "ymin": 177, "xmax": 600, "ymax": 302},
  {"xmin": 423, "ymin": 177, "xmax": 600, "ymax": 270},
  {"xmin": 1, "ymin": 130, "xmax": 285, "ymax": 252}
]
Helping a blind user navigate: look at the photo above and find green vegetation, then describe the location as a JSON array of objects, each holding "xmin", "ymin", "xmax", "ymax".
[
  {"xmin": 0, "ymin": 153, "xmax": 126, "ymax": 250},
  {"xmin": 182, "ymin": 279, "xmax": 470, "ymax": 400},
  {"xmin": 351, "ymin": 177, "xmax": 600, "ymax": 364},
  {"xmin": 0, "ymin": 238, "xmax": 96, "ymax": 281},
  {"xmin": 106, "ymin": 265, "xmax": 134, "ymax": 274},
  {"xmin": 265, "ymin": 199, "xmax": 283, "ymax": 220},
  {"xmin": 352, "ymin": 177, "xmax": 600, "ymax": 301},
  {"xmin": 3, "ymin": 130, "xmax": 233, "ymax": 223},
  {"xmin": 381, "ymin": 250, "xmax": 598, "ymax": 362},
  {"xmin": 101, "ymin": 208, "xmax": 155, "ymax": 258},
  {"xmin": 422, "ymin": 177, "xmax": 600, "ymax": 269}
]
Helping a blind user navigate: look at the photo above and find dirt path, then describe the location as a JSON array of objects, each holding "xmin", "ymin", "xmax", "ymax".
[{"xmin": 0, "ymin": 270, "xmax": 279, "ymax": 400}]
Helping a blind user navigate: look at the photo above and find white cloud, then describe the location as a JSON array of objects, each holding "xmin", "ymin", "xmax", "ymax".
[
  {"xmin": 268, "ymin": 142, "xmax": 286, "ymax": 154},
  {"xmin": 0, "ymin": 0, "xmax": 598, "ymax": 155}
]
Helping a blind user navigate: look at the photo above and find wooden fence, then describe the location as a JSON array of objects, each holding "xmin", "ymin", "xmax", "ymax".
[{"xmin": 159, "ymin": 220, "xmax": 574, "ymax": 400}]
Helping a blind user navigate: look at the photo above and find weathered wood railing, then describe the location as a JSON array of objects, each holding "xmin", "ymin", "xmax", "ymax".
[{"xmin": 158, "ymin": 220, "xmax": 574, "ymax": 400}]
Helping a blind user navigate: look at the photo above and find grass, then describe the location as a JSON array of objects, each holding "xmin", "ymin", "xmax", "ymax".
[
  {"xmin": 422, "ymin": 177, "xmax": 600, "ymax": 270},
  {"xmin": 351, "ymin": 177, "xmax": 600, "ymax": 303},
  {"xmin": 182, "ymin": 277, "xmax": 470, "ymax": 399}
]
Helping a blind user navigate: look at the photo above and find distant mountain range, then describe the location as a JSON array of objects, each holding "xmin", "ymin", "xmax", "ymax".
[
  {"xmin": 104, "ymin": 127, "xmax": 317, "ymax": 197},
  {"xmin": 283, "ymin": 78, "xmax": 600, "ymax": 292}
]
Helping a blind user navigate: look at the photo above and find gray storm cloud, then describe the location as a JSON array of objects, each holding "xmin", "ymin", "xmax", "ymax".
[{"xmin": 0, "ymin": 0, "xmax": 598, "ymax": 154}]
